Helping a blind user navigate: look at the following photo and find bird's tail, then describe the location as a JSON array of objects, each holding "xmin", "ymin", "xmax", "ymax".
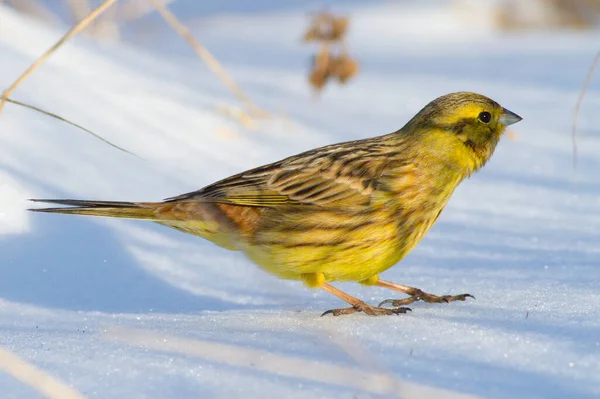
[{"xmin": 28, "ymin": 199, "xmax": 160, "ymax": 220}]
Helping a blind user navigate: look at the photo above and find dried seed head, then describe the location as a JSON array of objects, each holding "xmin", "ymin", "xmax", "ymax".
[
  {"xmin": 330, "ymin": 16, "xmax": 349, "ymax": 41},
  {"xmin": 331, "ymin": 53, "xmax": 359, "ymax": 84},
  {"xmin": 309, "ymin": 68, "xmax": 329, "ymax": 91},
  {"xmin": 312, "ymin": 46, "xmax": 331, "ymax": 72},
  {"xmin": 309, "ymin": 47, "xmax": 333, "ymax": 91},
  {"xmin": 303, "ymin": 12, "xmax": 349, "ymax": 42},
  {"xmin": 303, "ymin": 13, "xmax": 356, "ymax": 92},
  {"xmin": 303, "ymin": 26, "xmax": 319, "ymax": 42}
]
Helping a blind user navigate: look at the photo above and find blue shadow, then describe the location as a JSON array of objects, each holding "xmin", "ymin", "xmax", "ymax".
[{"xmin": 0, "ymin": 214, "xmax": 245, "ymax": 314}]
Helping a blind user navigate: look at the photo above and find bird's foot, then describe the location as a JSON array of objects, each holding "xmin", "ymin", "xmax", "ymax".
[
  {"xmin": 322, "ymin": 300, "xmax": 411, "ymax": 317},
  {"xmin": 379, "ymin": 290, "xmax": 474, "ymax": 308}
]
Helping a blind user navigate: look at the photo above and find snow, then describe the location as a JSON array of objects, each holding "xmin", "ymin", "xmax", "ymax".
[{"xmin": 1, "ymin": 1, "xmax": 600, "ymax": 398}]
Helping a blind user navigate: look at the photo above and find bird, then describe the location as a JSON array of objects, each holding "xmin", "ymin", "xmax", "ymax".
[{"xmin": 29, "ymin": 92, "xmax": 522, "ymax": 316}]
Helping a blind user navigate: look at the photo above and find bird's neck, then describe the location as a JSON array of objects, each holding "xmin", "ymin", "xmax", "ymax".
[{"xmin": 416, "ymin": 128, "xmax": 500, "ymax": 178}]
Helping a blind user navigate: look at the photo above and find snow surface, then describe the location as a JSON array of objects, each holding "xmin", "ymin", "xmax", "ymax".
[{"xmin": 1, "ymin": 1, "xmax": 600, "ymax": 398}]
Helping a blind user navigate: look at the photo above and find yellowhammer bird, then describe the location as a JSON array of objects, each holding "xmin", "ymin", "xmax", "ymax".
[{"xmin": 30, "ymin": 92, "xmax": 522, "ymax": 316}]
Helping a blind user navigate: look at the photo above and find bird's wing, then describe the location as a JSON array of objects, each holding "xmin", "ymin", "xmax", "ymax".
[{"xmin": 166, "ymin": 142, "xmax": 399, "ymax": 208}]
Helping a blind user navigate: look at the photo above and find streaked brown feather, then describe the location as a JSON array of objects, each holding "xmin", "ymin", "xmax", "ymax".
[
  {"xmin": 165, "ymin": 135, "xmax": 413, "ymax": 209},
  {"xmin": 215, "ymin": 203, "xmax": 265, "ymax": 239}
]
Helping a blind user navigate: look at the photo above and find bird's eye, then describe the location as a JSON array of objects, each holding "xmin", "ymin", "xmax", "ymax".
[{"xmin": 478, "ymin": 112, "xmax": 492, "ymax": 124}]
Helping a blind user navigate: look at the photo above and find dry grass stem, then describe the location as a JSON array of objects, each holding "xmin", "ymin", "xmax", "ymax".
[
  {"xmin": 0, "ymin": 344, "xmax": 87, "ymax": 399},
  {"xmin": 0, "ymin": 0, "xmax": 118, "ymax": 115},
  {"xmin": 149, "ymin": 0, "xmax": 269, "ymax": 120},
  {"xmin": 4, "ymin": 98, "xmax": 137, "ymax": 156},
  {"xmin": 572, "ymin": 50, "xmax": 600, "ymax": 172}
]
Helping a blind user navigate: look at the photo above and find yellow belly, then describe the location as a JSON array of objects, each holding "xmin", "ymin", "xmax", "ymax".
[
  {"xmin": 245, "ymin": 235, "xmax": 403, "ymax": 283},
  {"xmin": 242, "ymin": 207, "xmax": 433, "ymax": 283},
  {"xmin": 240, "ymin": 182, "xmax": 455, "ymax": 284}
]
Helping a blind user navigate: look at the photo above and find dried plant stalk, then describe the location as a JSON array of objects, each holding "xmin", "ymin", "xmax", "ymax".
[
  {"xmin": 149, "ymin": 0, "xmax": 269, "ymax": 119},
  {"xmin": 572, "ymin": 50, "xmax": 600, "ymax": 172},
  {"xmin": 0, "ymin": 0, "xmax": 118, "ymax": 115},
  {"xmin": 4, "ymin": 98, "xmax": 137, "ymax": 156}
]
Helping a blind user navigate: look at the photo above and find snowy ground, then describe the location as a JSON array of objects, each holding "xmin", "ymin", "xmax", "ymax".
[{"xmin": 1, "ymin": 1, "xmax": 600, "ymax": 398}]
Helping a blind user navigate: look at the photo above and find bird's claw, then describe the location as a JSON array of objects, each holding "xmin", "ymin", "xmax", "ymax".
[
  {"xmin": 444, "ymin": 293, "xmax": 475, "ymax": 302},
  {"xmin": 378, "ymin": 298, "xmax": 400, "ymax": 308}
]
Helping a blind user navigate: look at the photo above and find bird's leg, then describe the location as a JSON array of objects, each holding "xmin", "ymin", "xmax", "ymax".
[
  {"xmin": 376, "ymin": 279, "xmax": 474, "ymax": 308},
  {"xmin": 320, "ymin": 283, "xmax": 411, "ymax": 317}
]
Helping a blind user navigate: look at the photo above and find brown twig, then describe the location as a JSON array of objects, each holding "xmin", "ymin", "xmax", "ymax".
[
  {"xmin": 572, "ymin": 50, "xmax": 600, "ymax": 173},
  {"xmin": 149, "ymin": 0, "xmax": 269, "ymax": 119},
  {"xmin": 0, "ymin": 0, "xmax": 118, "ymax": 115}
]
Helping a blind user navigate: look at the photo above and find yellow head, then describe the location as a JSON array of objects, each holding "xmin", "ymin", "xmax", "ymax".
[{"xmin": 404, "ymin": 92, "xmax": 522, "ymax": 171}]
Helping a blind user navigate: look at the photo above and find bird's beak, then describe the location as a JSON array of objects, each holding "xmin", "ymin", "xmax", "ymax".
[{"xmin": 499, "ymin": 108, "xmax": 522, "ymax": 126}]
